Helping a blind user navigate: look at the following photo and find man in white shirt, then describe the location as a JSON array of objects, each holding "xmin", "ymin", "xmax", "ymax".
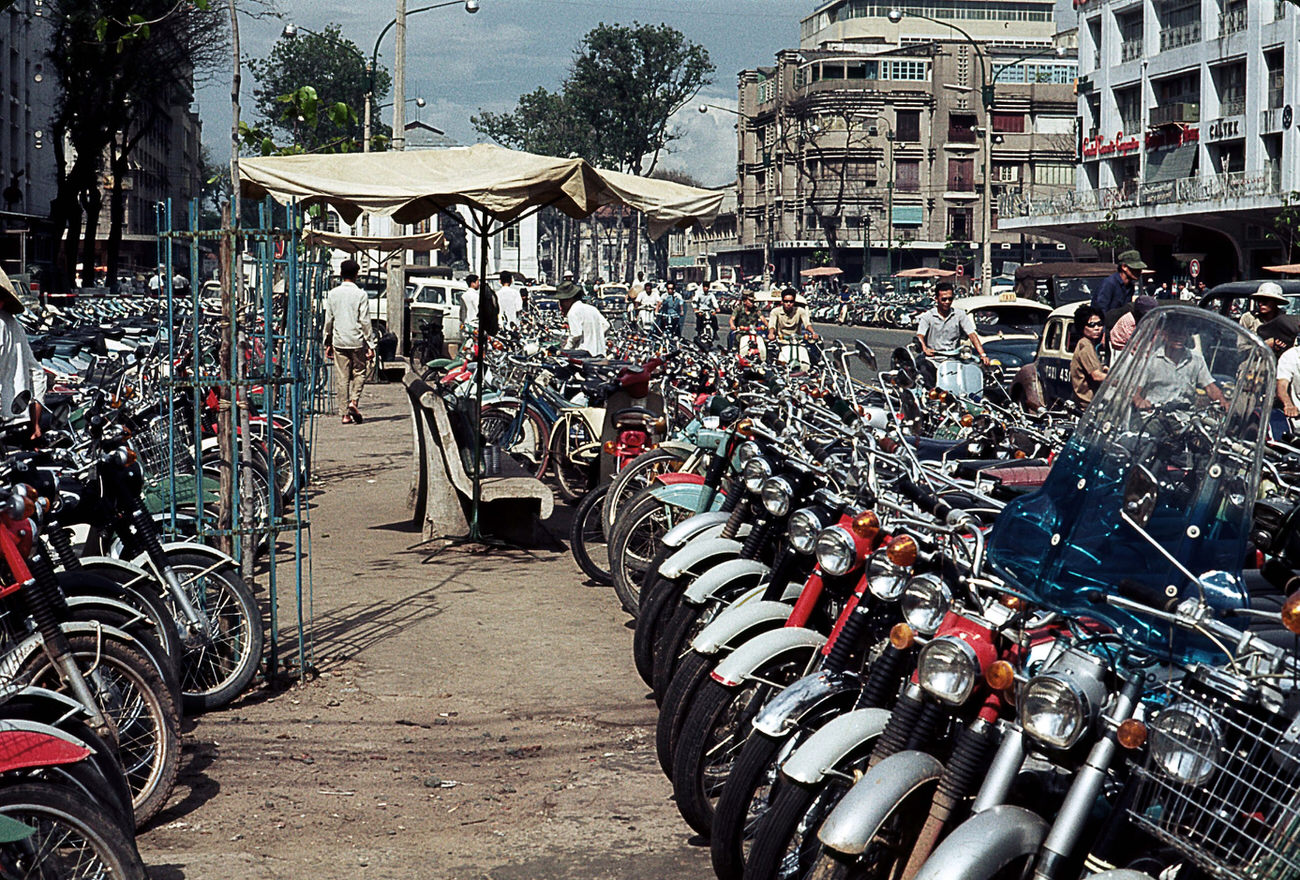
[
  {"xmin": 638, "ymin": 284, "xmax": 662, "ymax": 330},
  {"xmin": 558, "ymin": 284, "xmax": 610, "ymax": 357},
  {"xmin": 693, "ymin": 284, "xmax": 719, "ymax": 340},
  {"xmin": 1268, "ymin": 317, "xmax": 1300, "ymax": 422},
  {"xmin": 0, "ymin": 267, "xmax": 44, "ymax": 440},
  {"xmin": 323, "ymin": 259, "xmax": 372, "ymax": 424},
  {"xmin": 496, "ymin": 270, "xmax": 522, "ymax": 330},
  {"xmin": 459, "ymin": 274, "xmax": 481, "ymax": 333},
  {"xmin": 147, "ymin": 265, "xmax": 165, "ymax": 294}
]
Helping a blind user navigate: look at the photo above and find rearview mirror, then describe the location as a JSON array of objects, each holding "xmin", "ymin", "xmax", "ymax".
[
  {"xmin": 1123, "ymin": 465, "xmax": 1159, "ymax": 527},
  {"xmin": 855, "ymin": 340, "xmax": 878, "ymax": 371},
  {"xmin": 891, "ymin": 346, "xmax": 918, "ymax": 374}
]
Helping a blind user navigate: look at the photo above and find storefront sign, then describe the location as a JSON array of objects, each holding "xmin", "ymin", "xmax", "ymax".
[
  {"xmin": 1206, "ymin": 117, "xmax": 1242, "ymax": 142},
  {"xmin": 1145, "ymin": 124, "xmax": 1199, "ymax": 151},
  {"xmin": 1081, "ymin": 132, "xmax": 1141, "ymax": 159}
]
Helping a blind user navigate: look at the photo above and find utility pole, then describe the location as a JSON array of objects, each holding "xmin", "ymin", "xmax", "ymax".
[{"xmin": 386, "ymin": 0, "xmax": 408, "ymax": 354}]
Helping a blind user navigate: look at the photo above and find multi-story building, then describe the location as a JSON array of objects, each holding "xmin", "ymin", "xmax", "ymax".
[
  {"xmin": 1001, "ymin": 0, "xmax": 1297, "ymax": 284},
  {"xmin": 714, "ymin": 0, "xmax": 1078, "ymax": 286},
  {"xmin": 0, "ymin": 0, "xmax": 60, "ymax": 276}
]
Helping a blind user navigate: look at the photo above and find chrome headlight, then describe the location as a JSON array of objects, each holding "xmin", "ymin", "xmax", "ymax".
[
  {"xmin": 814, "ymin": 526, "xmax": 856, "ymax": 576},
  {"xmin": 1, "ymin": 488, "xmax": 25, "ymax": 520},
  {"xmin": 918, "ymin": 636, "xmax": 980, "ymax": 705},
  {"xmin": 735, "ymin": 440, "xmax": 762, "ymax": 465},
  {"xmin": 1018, "ymin": 674, "xmax": 1089, "ymax": 749},
  {"xmin": 743, "ymin": 457, "xmax": 772, "ymax": 493},
  {"xmin": 1150, "ymin": 704, "xmax": 1221, "ymax": 786},
  {"xmin": 900, "ymin": 574, "xmax": 951, "ymax": 635},
  {"xmin": 761, "ymin": 476, "xmax": 793, "ymax": 517},
  {"xmin": 788, "ymin": 508, "xmax": 823, "ymax": 554},
  {"xmin": 866, "ymin": 549, "xmax": 910, "ymax": 600}
]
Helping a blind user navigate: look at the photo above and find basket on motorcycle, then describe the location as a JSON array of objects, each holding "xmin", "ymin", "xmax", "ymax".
[{"xmin": 1127, "ymin": 670, "xmax": 1300, "ymax": 880}]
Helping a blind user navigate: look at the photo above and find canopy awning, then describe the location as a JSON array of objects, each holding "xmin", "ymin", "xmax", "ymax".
[
  {"xmin": 302, "ymin": 229, "xmax": 446, "ymax": 253},
  {"xmin": 894, "ymin": 267, "xmax": 956, "ymax": 279},
  {"xmin": 1264, "ymin": 264, "xmax": 1300, "ymax": 275},
  {"xmin": 800, "ymin": 266, "xmax": 843, "ymax": 278},
  {"xmin": 239, "ymin": 143, "xmax": 724, "ymax": 238}
]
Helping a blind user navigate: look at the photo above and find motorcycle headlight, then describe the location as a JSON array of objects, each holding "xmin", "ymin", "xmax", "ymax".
[
  {"xmin": 814, "ymin": 526, "xmax": 857, "ymax": 576},
  {"xmin": 743, "ymin": 457, "xmax": 773, "ymax": 493},
  {"xmin": 918, "ymin": 636, "xmax": 980, "ymax": 705},
  {"xmin": 761, "ymin": 476, "xmax": 793, "ymax": 517},
  {"xmin": 900, "ymin": 574, "xmax": 951, "ymax": 635},
  {"xmin": 867, "ymin": 549, "xmax": 910, "ymax": 600},
  {"xmin": 1, "ymin": 488, "xmax": 26, "ymax": 520},
  {"xmin": 1018, "ymin": 674, "xmax": 1089, "ymax": 750},
  {"xmin": 788, "ymin": 508, "xmax": 823, "ymax": 554},
  {"xmin": 735, "ymin": 441, "xmax": 762, "ymax": 465},
  {"xmin": 1150, "ymin": 704, "xmax": 1221, "ymax": 786}
]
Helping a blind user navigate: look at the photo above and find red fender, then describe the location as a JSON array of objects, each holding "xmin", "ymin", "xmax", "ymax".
[
  {"xmin": 0, "ymin": 730, "xmax": 91, "ymax": 772},
  {"xmin": 654, "ymin": 472, "xmax": 705, "ymax": 486}
]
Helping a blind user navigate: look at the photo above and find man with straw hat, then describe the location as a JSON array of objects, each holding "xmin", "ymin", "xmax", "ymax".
[
  {"xmin": 0, "ymin": 267, "xmax": 43, "ymax": 439},
  {"xmin": 1242, "ymin": 281, "xmax": 1289, "ymax": 335}
]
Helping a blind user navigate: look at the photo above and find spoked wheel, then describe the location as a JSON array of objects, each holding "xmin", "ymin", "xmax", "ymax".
[
  {"xmin": 0, "ymin": 782, "xmax": 148, "ymax": 880},
  {"xmin": 609, "ymin": 488, "xmax": 687, "ymax": 617},
  {"xmin": 569, "ymin": 484, "xmax": 613, "ymax": 585},
  {"xmin": 479, "ymin": 403, "xmax": 549, "ymax": 479},
  {"xmin": 163, "ymin": 553, "xmax": 264, "ymax": 714},
  {"xmin": 602, "ymin": 447, "xmax": 689, "ymax": 535},
  {"xmin": 550, "ymin": 421, "xmax": 595, "ymax": 503},
  {"xmin": 20, "ymin": 635, "xmax": 181, "ymax": 828}
]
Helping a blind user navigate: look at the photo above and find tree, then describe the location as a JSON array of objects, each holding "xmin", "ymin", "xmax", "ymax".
[
  {"xmin": 47, "ymin": 0, "xmax": 228, "ymax": 288},
  {"xmin": 1083, "ymin": 210, "xmax": 1132, "ymax": 263},
  {"xmin": 786, "ymin": 98, "xmax": 875, "ymax": 270},
  {"xmin": 247, "ymin": 25, "xmax": 391, "ymax": 153},
  {"xmin": 1268, "ymin": 192, "xmax": 1300, "ymax": 264}
]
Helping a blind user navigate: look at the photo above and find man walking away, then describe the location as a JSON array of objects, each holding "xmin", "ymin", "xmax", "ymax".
[
  {"xmin": 558, "ymin": 283, "xmax": 609, "ymax": 357},
  {"xmin": 324, "ymin": 258, "xmax": 372, "ymax": 424},
  {"xmin": 1091, "ymin": 249, "xmax": 1146, "ymax": 322},
  {"xmin": 497, "ymin": 271, "xmax": 522, "ymax": 330}
]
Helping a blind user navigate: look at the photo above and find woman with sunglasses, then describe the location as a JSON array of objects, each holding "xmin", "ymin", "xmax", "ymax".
[{"xmin": 1070, "ymin": 305, "xmax": 1110, "ymax": 408}]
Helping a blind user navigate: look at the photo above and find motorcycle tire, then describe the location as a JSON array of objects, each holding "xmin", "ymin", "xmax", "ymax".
[
  {"xmin": 798, "ymin": 774, "xmax": 942, "ymax": 880},
  {"xmin": 609, "ymin": 488, "xmax": 683, "ymax": 617},
  {"xmin": 41, "ymin": 717, "xmax": 136, "ymax": 836},
  {"xmin": 602, "ymin": 448, "xmax": 688, "ymax": 537},
  {"xmin": 0, "ymin": 782, "xmax": 148, "ymax": 880},
  {"xmin": 19, "ymin": 633, "xmax": 182, "ymax": 828},
  {"xmin": 743, "ymin": 739, "xmax": 883, "ymax": 880},
  {"xmin": 550, "ymin": 424, "xmax": 594, "ymax": 504},
  {"xmin": 60, "ymin": 567, "xmax": 185, "ymax": 682},
  {"xmin": 162, "ymin": 552, "xmax": 264, "ymax": 714},
  {"xmin": 655, "ymin": 650, "xmax": 713, "ymax": 778},
  {"xmin": 63, "ymin": 604, "xmax": 183, "ymax": 711},
  {"xmin": 652, "ymin": 586, "xmax": 755, "ymax": 704},
  {"xmin": 632, "ymin": 549, "xmax": 680, "ymax": 685},
  {"xmin": 671, "ymin": 649, "xmax": 815, "ymax": 836},
  {"xmin": 569, "ymin": 484, "xmax": 613, "ymax": 585}
]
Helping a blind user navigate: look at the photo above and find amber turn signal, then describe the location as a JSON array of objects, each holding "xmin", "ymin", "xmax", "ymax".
[
  {"xmin": 960, "ymin": 413, "xmax": 974, "ymax": 427},
  {"xmin": 889, "ymin": 623, "xmax": 915, "ymax": 650},
  {"xmin": 851, "ymin": 511, "xmax": 881, "ymax": 541},
  {"xmin": 603, "ymin": 441, "xmax": 618, "ymax": 455},
  {"xmin": 1117, "ymin": 719, "xmax": 1148, "ymax": 750},
  {"xmin": 928, "ymin": 388, "xmax": 940, "ymax": 401},
  {"xmin": 886, "ymin": 535, "xmax": 918, "ymax": 568},
  {"xmin": 985, "ymin": 660, "xmax": 1016, "ymax": 691},
  {"xmin": 999, "ymin": 594, "xmax": 1026, "ymax": 611},
  {"xmin": 1283, "ymin": 592, "xmax": 1300, "ymax": 635}
]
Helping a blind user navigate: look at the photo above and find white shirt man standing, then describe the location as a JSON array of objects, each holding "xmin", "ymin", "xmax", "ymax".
[
  {"xmin": 559, "ymin": 284, "xmax": 610, "ymax": 357},
  {"xmin": 496, "ymin": 270, "xmax": 522, "ymax": 330},
  {"xmin": 323, "ymin": 258, "xmax": 372, "ymax": 424},
  {"xmin": 0, "ymin": 267, "xmax": 44, "ymax": 440},
  {"xmin": 459, "ymin": 274, "xmax": 481, "ymax": 332}
]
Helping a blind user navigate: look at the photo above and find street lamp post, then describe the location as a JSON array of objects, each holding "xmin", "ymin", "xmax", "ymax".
[{"xmin": 699, "ymin": 102, "xmax": 771, "ymax": 286}]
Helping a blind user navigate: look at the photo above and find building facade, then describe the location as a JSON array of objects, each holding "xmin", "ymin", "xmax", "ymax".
[
  {"xmin": 712, "ymin": 0, "xmax": 1077, "ymax": 287},
  {"xmin": 1001, "ymin": 0, "xmax": 1296, "ymax": 284}
]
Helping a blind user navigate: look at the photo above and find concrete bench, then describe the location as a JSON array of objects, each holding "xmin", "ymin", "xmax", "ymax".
[{"xmin": 403, "ymin": 372, "xmax": 553, "ymax": 544}]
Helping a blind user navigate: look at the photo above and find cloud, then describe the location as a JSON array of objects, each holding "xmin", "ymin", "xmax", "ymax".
[{"xmin": 658, "ymin": 92, "xmax": 738, "ymax": 188}]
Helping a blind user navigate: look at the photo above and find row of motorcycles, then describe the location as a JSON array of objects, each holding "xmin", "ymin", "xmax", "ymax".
[
  {"xmin": 569, "ymin": 304, "xmax": 1300, "ymax": 880},
  {"xmin": 0, "ymin": 290, "xmax": 295, "ymax": 876}
]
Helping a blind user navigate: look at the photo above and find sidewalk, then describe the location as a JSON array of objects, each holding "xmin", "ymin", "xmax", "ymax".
[{"xmin": 137, "ymin": 379, "xmax": 711, "ymax": 879}]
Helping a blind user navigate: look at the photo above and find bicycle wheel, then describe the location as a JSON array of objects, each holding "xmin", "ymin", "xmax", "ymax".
[
  {"xmin": 609, "ymin": 486, "xmax": 686, "ymax": 616},
  {"xmin": 479, "ymin": 404, "xmax": 549, "ymax": 479},
  {"xmin": 603, "ymin": 447, "xmax": 689, "ymax": 537},
  {"xmin": 569, "ymin": 484, "xmax": 612, "ymax": 585},
  {"xmin": 0, "ymin": 782, "xmax": 147, "ymax": 880},
  {"xmin": 550, "ymin": 420, "xmax": 595, "ymax": 503}
]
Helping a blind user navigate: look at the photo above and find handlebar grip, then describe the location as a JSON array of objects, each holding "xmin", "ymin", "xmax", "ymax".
[
  {"xmin": 894, "ymin": 475, "xmax": 954, "ymax": 522},
  {"xmin": 1116, "ymin": 578, "xmax": 1179, "ymax": 611}
]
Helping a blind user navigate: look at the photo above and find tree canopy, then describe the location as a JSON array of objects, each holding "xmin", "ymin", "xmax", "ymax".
[{"xmin": 247, "ymin": 24, "xmax": 392, "ymax": 153}]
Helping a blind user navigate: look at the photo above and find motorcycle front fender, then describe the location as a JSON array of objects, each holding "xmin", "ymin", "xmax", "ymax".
[
  {"xmin": 77, "ymin": 556, "xmax": 155, "ymax": 588},
  {"xmin": 710, "ymin": 627, "xmax": 826, "ymax": 688},
  {"xmin": 158, "ymin": 541, "xmax": 237, "ymax": 568},
  {"xmin": 683, "ymin": 558, "xmax": 771, "ymax": 604},
  {"xmin": 912, "ymin": 805, "xmax": 1048, "ymax": 880},
  {"xmin": 819, "ymin": 750, "xmax": 944, "ymax": 856},
  {"xmin": 1085, "ymin": 873, "xmax": 1157, "ymax": 880},
  {"xmin": 691, "ymin": 596, "xmax": 791, "ymax": 656},
  {"xmin": 0, "ymin": 623, "xmax": 139, "ymax": 683},
  {"xmin": 659, "ymin": 537, "xmax": 744, "ymax": 580},
  {"xmin": 753, "ymin": 669, "xmax": 862, "ymax": 738},
  {"xmin": 662, "ymin": 511, "xmax": 732, "ymax": 549},
  {"xmin": 782, "ymin": 708, "xmax": 893, "ymax": 785},
  {"xmin": 649, "ymin": 482, "xmax": 725, "ymax": 516}
]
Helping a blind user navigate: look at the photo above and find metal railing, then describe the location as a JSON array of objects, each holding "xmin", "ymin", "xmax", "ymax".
[
  {"xmin": 1262, "ymin": 107, "xmax": 1286, "ymax": 133},
  {"xmin": 1159, "ymin": 21, "xmax": 1201, "ymax": 50},
  {"xmin": 1150, "ymin": 101, "xmax": 1200, "ymax": 125},
  {"xmin": 999, "ymin": 169, "xmax": 1282, "ymax": 219},
  {"xmin": 1120, "ymin": 39, "xmax": 1144, "ymax": 62},
  {"xmin": 1219, "ymin": 7, "xmax": 1247, "ymax": 35}
]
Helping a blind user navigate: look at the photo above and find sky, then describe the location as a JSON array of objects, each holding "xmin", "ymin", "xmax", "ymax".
[{"xmin": 196, "ymin": 0, "xmax": 801, "ymax": 188}]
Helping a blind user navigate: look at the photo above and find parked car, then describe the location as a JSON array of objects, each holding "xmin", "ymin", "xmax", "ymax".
[
  {"xmin": 1198, "ymin": 279, "xmax": 1300, "ymax": 320},
  {"xmin": 1009, "ymin": 301, "xmax": 1085, "ymax": 411},
  {"xmin": 1013, "ymin": 261, "xmax": 1117, "ymax": 308},
  {"xmin": 952, "ymin": 293, "xmax": 1053, "ymax": 385},
  {"xmin": 408, "ymin": 277, "xmax": 469, "ymax": 351}
]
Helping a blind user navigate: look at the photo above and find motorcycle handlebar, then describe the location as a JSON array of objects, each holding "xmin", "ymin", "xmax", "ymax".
[{"xmin": 894, "ymin": 474, "xmax": 954, "ymax": 523}]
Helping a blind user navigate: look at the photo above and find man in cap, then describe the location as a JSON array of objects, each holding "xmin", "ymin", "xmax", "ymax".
[
  {"xmin": 1109, "ymin": 295, "xmax": 1158, "ymax": 353},
  {"xmin": 0, "ymin": 268, "xmax": 43, "ymax": 440},
  {"xmin": 555, "ymin": 270, "xmax": 582, "ymax": 302},
  {"xmin": 1242, "ymin": 281, "xmax": 1288, "ymax": 335},
  {"xmin": 558, "ymin": 282, "xmax": 609, "ymax": 357},
  {"xmin": 1091, "ymin": 249, "xmax": 1147, "ymax": 317}
]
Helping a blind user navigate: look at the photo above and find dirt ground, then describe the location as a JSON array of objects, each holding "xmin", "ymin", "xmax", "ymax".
[{"xmin": 136, "ymin": 380, "xmax": 712, "ymax": 879}]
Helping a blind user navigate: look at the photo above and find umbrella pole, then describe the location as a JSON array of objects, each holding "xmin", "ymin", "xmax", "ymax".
[{"xmin": 469, "ymin": 207, "xmax": 488, "ymax": 541}]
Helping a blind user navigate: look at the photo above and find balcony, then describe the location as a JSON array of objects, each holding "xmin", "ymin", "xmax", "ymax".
[
  {"xmin": 1120, "ymin": 39, "xmax": 1144, "ymax": 62},
  {"xmin": 1150, "ymin": 102, "xmax": 1200, "ymax": 125},
  {"xmin": 1261, "ymin": 107, "xmax": 1287, "ymax": 134},
  {"xmin": 1219, "ymin": 7, "xmax": 1247, "ymax": 35},
  {"xmin": 1160, "ymin": 21, "xmax": 1201, "ymax": 50},
  {"xmin": 998, "ymin": 168, "xmax": 1282, "ymax": 219},
  {"xmin": 1220, "ymin": 98, "xmax": 1246, "ymax": 118}
]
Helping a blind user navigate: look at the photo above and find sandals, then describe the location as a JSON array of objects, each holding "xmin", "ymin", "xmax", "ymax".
[{"xmin": 348, "ymin": 402, "xmax": 364, "ymax": 424}]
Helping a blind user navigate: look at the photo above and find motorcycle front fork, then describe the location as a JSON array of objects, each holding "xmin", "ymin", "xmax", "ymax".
[{"xmin": 117, "ymin": 510, "xmax": 215, "ymax": 642}]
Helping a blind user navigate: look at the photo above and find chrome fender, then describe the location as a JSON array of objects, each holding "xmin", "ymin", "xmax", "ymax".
[
  {"xmin": 819, "ymin": 750, "xmax": 945, "ymax": 855},
  {"xmin": 710, "ymin": 627, "xmax": 826, "ymax": 687},
  {"xmin": 691, "ymin": 597, "xmax": 792, "ymax": 656},
  {"xmin": 753, "ymin": 669, "xmax": 862, "ymax": 738},
  {"xmin": 662, "ymin": 511, "xmax": 732, "ymax": 549},
  {"xmin": 77, "ymin": 557, "xmax": 157, "ymax": 590},
  {"xmin": 64, "ymin": 595, "xmax": 156, "ymax": 631},
  {"xmin": 0, "ymin": 623, "xmax": 139, "ymax": 683},
  {"xmin": 158, "ymin": 541, "xmax": 237, "ymax": 567},
  {"xmin": 1086, "ymin": 873, "xmax": 1157, "ymax": 880},
  {"xmin": 782, "ymin": 708, "xmax": 893, "ymax": 785},
  {"xmin": 912, "ymin": 805, "xmax": 1048, "ymax": 880},
  {"xmin": 683, "ymin": 558, "xmax": 771, "ymax": 604},
  {"xmin": 649, "ymin": 482, "xmax": 725, "ymax": 514},
  {"xmin": 660, "ymin": 537, "xmax": 744, "ymax": 580}
]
